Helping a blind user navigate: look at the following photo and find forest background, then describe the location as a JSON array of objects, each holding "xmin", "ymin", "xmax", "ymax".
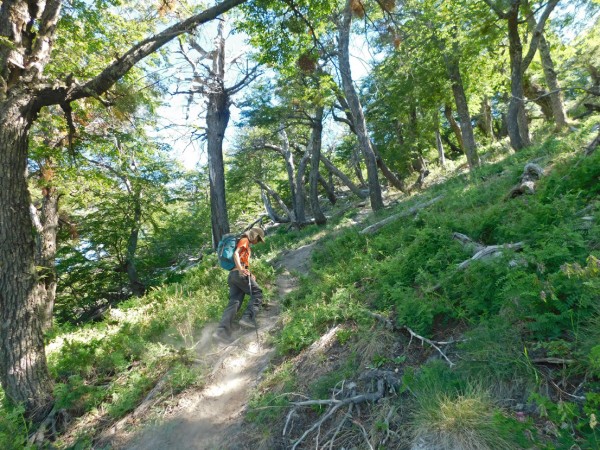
[{"xmin": 1, "ymin": 0, "xmax": 600, "ymax": 448}]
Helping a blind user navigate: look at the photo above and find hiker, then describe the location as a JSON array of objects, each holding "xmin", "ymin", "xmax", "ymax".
[{"xmin": 213, "ymin": 227, "xmax": 265, "ymax": 343}]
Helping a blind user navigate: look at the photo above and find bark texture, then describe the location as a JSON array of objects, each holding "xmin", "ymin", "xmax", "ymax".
[
  {"xmin": 125, "ymin": 188, "xmax": 145, "ymax": 297},
  {"xmin": 320, "ymin": 155, "xmax": 368, "ymax": 199},
  {"xmin": 0, "ymin": 99, "xmax": 54, "ymax": 422},
  {"xmin": 524, "ymin": 0, "xmax": 567, "ymax": 129},
  {"xmin": 486, "ymin": 0, "xmax": 560, "ymax": 151},
  {"xmin": 37, "ymin": 179, "xmax": 59, "ymax": 331}
]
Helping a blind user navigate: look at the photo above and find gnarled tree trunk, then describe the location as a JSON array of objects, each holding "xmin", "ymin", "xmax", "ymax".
[
  {"xmin": 444, "ymin": 50, "xmax": 480, "ymax": 168},
  {"xmin": 0, "ymin": 99, "xmax": 54, "ymax": 423},
  {"xmin": 37, "ymin": 180, "xmax": 60, "ymax": 331},
  {"xmin": 207, "ymin": 21, "xmax": 231, "ymax": 248},
  {"xmin": 523, "ymin": 0, "xmax": 567, "ymax": 129},
  {"xmin": 338, "ymin": 0, "xmax": 383, "ymax": 211},
  {"xmin": 507, "ymin": 1, "xmax": 530, "ymax": 150},
  {"xmin": 125, "ymin": 188, "xmax": 145, "ymax": 297},
  {"xmin": 537, "ymin": 31, "xmax": 567, "ymax": 129},
  {"xmin": 295, "ymin": 144, "xmax": 310, "ymax": 224},
  {"xmin": 320, "ymin": 154, "xmax": 368, "ymax": 199},
  {"xmin": 309, "ymin": 105, "xmax": 327, "ymax": 225},
  {"xmin": 444, "ymin": 104, "xmax": 464, "ymax": 152}
]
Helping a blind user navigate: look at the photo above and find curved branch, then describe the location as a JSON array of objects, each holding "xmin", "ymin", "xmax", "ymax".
[
  {"xmin": 522, "ymin": 0, "xmax": 560, "ymax": 71},
  {"xmin": 32, "ymin": 0, "xmax": 247, "ymax": 110}
]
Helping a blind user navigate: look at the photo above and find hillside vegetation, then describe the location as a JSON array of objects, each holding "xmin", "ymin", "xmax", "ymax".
[
  {"xmin": 2, "ymin": 0, "xmax": 600, "ymax": 447},
  {"xmin": 238, "ymin": 122, "xmax": 600, "ymax": 449},
  {"xmin": 2, "ymin": 121, "xmax": 599, "ymax": 449}
]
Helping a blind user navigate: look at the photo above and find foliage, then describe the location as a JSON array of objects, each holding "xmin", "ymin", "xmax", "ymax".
[{"xmin": 0, "ymin": 392, "xmax": 32, "ymax": 450}]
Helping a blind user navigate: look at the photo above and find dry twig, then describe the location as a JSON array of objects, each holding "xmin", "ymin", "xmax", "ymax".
[{"xmin": 402, "ymin": 326, "xmax": 455, "ymax": 367}]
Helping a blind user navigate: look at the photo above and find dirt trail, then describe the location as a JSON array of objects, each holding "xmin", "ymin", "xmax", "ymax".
[{"xmin": 112, "ymin": 244, "xmax": 314, "ymax": 450}]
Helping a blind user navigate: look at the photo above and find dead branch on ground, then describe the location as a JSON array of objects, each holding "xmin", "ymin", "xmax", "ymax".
[
  {"xmin": 285, "ymin": 370, "xmax": 401, "ymax": 450},
  {"xmin": 402, "ymin": 326, "xmax": 455, "ymax": 367},
  {"xmin": 360, "ymin": 195, "xmax": 444, "ymax": 235},
  {"xmin": 453, "ymin": 232, "xmax": 524, "ymax": 270},
  {"xmin": 585, "ymin": 129, "xmax": 600, "ymax": 155}
]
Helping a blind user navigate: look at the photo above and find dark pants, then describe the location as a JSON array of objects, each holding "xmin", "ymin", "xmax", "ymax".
[{"xmin": 217, "ymin": 270, "xmax": 263, "ymax": 336}]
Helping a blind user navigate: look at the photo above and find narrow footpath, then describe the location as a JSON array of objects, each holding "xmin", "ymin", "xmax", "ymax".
[{"xmin": 110, "ymin": 243, "xmax": 314, "ymax": 450}]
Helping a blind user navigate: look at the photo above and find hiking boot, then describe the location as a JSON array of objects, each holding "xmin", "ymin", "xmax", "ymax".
[
  {"xmin": 239, "ymin": 316, "xmax": 255, "ymax": 329},
  {"xmin": 212, "ymin": 328, "xmax": 232, "ymax": 344}
]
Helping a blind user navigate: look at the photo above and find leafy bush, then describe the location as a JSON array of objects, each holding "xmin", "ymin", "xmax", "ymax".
[{"xmin": 0, "ymin": 393, "xmax": 31, "ymax": 450}]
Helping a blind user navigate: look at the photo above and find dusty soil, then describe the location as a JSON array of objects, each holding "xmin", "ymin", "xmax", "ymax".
[{"xmin": 105, "ymin": 242, "xmax": 314, "ymax": 450}]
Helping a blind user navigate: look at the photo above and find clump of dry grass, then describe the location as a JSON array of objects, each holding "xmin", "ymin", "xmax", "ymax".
[{"xmin": 410, "ymin": 387, "xmax": 511, "ymax": 450}]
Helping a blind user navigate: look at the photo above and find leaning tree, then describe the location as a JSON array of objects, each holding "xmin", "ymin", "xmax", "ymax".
[{"xmin": 0, "ymin": 0, "xmax": 247, "ymax": 422}]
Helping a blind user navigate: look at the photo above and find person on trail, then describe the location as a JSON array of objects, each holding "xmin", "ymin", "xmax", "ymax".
[{"xmin": 213, "ymin": 227, "xmax": 265, "ymax": 344}]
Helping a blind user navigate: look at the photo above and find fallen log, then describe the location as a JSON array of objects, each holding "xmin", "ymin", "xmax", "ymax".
[
  {"xmin": 360, "ymin": 195, "xmax": 444, "ymax": 235},
  {"xmin": 585, "ymin": 129, "xmax": 600, "ymax": 155},
  {"xmin": 508, "ymin": 163, "xmax": 544, "ymax": 198},
  {"xmin": 458, "ymin": 242, "xmax": 525, "ymax": 269}
]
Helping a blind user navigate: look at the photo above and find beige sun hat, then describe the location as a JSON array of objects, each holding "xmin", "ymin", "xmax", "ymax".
[{"xmin": 246, "ymin": 227, "xmax": 265, "ymax": 243}]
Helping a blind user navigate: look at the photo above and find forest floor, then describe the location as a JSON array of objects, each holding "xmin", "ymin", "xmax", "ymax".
[{"xmin": 105, "ymin": 239, "xmax": 317, "ymax": 449}]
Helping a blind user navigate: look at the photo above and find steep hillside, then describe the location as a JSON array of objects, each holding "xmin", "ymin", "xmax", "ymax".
[
  {"xmin": 3, "ymin": 124, "xmax": 599, "ymax": 449},
  {"xmin": 226, "ymin": 125, "xmax": 600, "ymax": 449}
]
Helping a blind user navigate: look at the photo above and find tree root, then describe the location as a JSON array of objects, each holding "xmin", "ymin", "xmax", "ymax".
[
  {"xmin": 285, "ymin": 371, "xmax": 401, "ymax": 450},
  {"xmin": 28, "ymin": 408, "xmax": 70, "ymax": 446}
]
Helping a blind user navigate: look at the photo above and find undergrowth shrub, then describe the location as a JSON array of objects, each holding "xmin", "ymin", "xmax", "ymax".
[
  {"xmin": 247, "ymin": 361, "xmax": 295, "ymax": 425},
  {"xmin": 277, "ymin": 286, "xmax": 364, "ymax": 354},
  {"xmin": 457, "ymin": 317, "xmax": 534, "ymax": 385},
  {"xmin": 0, "ymin": 393, "xmax": 31, "ymax": 450}
]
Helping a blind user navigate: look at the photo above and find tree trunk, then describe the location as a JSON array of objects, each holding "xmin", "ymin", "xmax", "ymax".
[
  {"xmin": 523, "ymin": 0, "xmax": 567, "ymax": 129},
  {"xmin": 507, "ymin": 1, "xmax": 530, "ymax": 150},
  {"xmin": 37, "ymin": 181, "xmax": 59, "ymax": 331},
  {"xmin": 435, "ymin": 110, "xmax": 446, "ymax": 168},
  {"xmin": 255, "ymin": 179, "xmax": 296, "ymax": 224},
  {"xmin": 486, "ymin": 0, "xmax": 560, "ymax": 150},
  {"xmin": 260, "ymin": 188, "xmax": 289, "ymax": 223},
  {"xmin": 444, "ymin": 104, "xmax": 464, "ymax": 151},
  {"xmin": 125, "ymin": 189, "xmax": 145, "ymax": 297},
  {"xmin": 537, "ymin": 32, "xmax": 567, "ymax": 129},
  {"xmin": 295, "ymin": 144, "xmax": 310, "ymax": 224},
  {"xmin": 0, "ymin": 0, "xmax": 248, "ymax": 423},
  {"xmin": 351, "ymin": 144, "xmax": 367, "ymax": 187},
  {"xmin": 207, "ymin": 21, "xmax": 231, "ymax": 248},
  {"xmin": 478, "ymin": 96, "xmax": 494, "ymax": 142},
  {"xmin": 320, "ymin": 155, "xmax": 368, "ymax": 199},
  {"xmin": 374, "ymin": 151, "xmax": 408, "ymax": 192},
  {"xmin": 523, "ymin": 75, "xmax": 553, "ymax": 120},
  {"xmin": 309, "ymin": 106, "xmax": 327, "ymax": 225},
  {"xmin": 338, "ymin": 0, "xmax": 384, "ymax": 211},
  {"xmin": 276, "ymin": 129, "xmax": 302, "ymax": 227},
  {"xmin": 444, "ymin": 52, "xmax": 480, "ymax": 168},
  {"xmin": 0, "ymin": 100, "xmax": 54, "ymax": 423},
  {"xmin": 318, "ymin": 173, "xmax": 337, "ymax": 205}
]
